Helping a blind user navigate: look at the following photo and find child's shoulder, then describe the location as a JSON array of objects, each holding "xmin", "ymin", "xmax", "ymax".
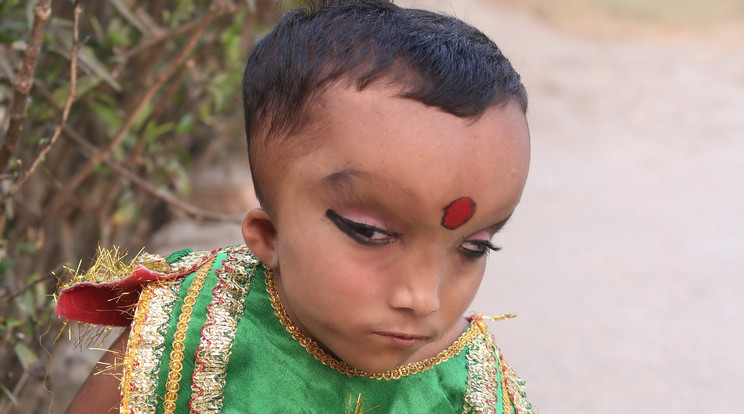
[{"xmin": 55, "ymin": 245, "xmax": 254, "ymax": 326}]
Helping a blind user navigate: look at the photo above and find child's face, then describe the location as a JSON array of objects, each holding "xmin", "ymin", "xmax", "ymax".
[{"xmin": 265, "ymin": 84, "xmax": 529, "ymax": 373}]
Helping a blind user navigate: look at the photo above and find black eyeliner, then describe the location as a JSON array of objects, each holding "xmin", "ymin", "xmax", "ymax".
[{"xmin": 325, "ymin": 209, "xmax": 398, "ymax": 246}]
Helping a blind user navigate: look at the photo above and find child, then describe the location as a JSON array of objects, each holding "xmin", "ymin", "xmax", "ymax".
[{"xmin": 56, "ymin": 0, "xmax": 535, "ymax": 412}]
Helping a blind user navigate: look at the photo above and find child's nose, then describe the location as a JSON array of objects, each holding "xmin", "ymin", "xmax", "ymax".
[{"xmin": 387, "ymin": 255, "xmax": 442, "ymax": 316}]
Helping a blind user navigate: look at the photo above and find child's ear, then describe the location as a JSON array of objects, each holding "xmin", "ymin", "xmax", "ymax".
[{"xmin": 241, "ymin": 208, "xmax": 278, "ymax": 267}]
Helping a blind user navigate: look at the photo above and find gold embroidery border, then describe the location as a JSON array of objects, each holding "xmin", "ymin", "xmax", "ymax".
[
  {"xmin": 462, "ymin": 330, "xmax": 500, "ymax": 414},
  {"xmin": 120, "ymin": 279, "xmax": 182, "ymax": 414},
  {"xmin": 500, "ymin": 352, "xmax": 515, "ymax": 414},
  {"xmin": 137, "ymin": 250, "xmax": 213, "ymax": 276},
  {"xmin": 266, "ymin": 266, "xmax": 484, "ymax": 380},
  {"xmin": 189, "ymin": 247, "xmax": 256, "ymax": 413},
  {"xmin": 162, "ymin": 255, "xmax": 216, "ymax": 414},
  {"xmin": 501, "ymin": 353, "xmax": 538, "ymax": 414}
]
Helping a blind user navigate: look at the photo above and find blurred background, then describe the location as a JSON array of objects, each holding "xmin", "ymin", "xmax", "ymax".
[{"xmin": 1, "ymin": 0, "xmax": 742, "ymax": 412}]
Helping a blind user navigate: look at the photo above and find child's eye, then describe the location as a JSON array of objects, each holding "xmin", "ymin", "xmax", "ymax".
[
  {"xmin": 459, "ymin": 240, "xmax": 501, "ymax": 259},
  {"xmin": 326, "ymin": 209, "xmax": 399, "ymax": 246}
]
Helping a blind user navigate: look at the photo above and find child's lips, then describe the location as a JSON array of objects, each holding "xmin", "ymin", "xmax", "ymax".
[{"xmin": 374, "ymin": 331, "xmax": 429, "ymax": 348}]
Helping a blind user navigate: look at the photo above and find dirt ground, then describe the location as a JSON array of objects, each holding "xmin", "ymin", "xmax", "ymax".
[{"xmin": 43, "ymin": 1, "xmax": 743, "ymax": 413}]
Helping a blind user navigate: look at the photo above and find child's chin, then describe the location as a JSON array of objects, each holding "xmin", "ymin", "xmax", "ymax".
[{"xmin": 340, "ymin": 350, "xmax": 416, "ymax": 374}]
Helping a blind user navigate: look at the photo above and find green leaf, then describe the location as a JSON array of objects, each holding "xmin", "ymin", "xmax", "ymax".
[
  {"xmin": 90, "ymin": 101, "xmax": 123, "ymax": 132},
  {"xmin": 144, "ymin": 120, "xmax": 174, "ymax": 143},
  {"xmin": 18, "ymin": 289, "xmax": 37, "ymax": 320},
  {"xmin": 4, "ymin": 319, "xmax": 22, "ymax": 328},
  {"xmin": 52, "ymin": 76, "xmax": 102, "ymax": 103},
  {"xmin": 109, "ymin": 0, "xmax": 148, "ymax": 35},
  {"xmin": 1, "ymin": 0, "xmax": 22, "ymax": 15},
  {"xmin": 77, "ymin": 45, "xmax": 122, "ymax": 91},
  {"xmin": 14, "ymin": 343, "xmax": 38, "ymax": 371},
  {"xmin": 2, "ymin": 200, "xmax": 14, "ymax": 223},
  {"xmin": 106, "ymin": 18, "xmax": 132, "ymax": 49},
  {"xmin": 132, "ymin": 102, "xmax": 154, "ymax": 131},
  {"xmin": 0, "ymin": 382, "xmax": 18, "ymax": 406},
  {"xmin": 18, "ymin": 243, "xmax": 38, "ymax": 255},
  {"xmin": 174, "ymin": 113, "xmax": 195, "ymax": 135}
]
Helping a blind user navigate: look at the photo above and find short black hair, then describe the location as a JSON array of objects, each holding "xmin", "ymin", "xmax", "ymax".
[{"xmin": 243, "ymin": 0, "xmax": 527, "ymax": 208}]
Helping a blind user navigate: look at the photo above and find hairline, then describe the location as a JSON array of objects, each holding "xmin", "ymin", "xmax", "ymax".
[{"xmin": 250, "ymin": 78, "xmax": 527, "ymax": 215}]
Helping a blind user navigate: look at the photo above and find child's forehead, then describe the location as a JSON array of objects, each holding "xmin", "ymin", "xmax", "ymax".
[
  {"xmin": 274, "ymin": 84, "xmax": 530, "ymax": 222},
  {"xmin": 306, "ymin": 83, "xmax": 527, "ymax": 155}
]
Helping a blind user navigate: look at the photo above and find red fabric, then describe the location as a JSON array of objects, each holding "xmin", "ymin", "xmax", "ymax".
[{"xmin": 56, "ymin": 265, "xmax": 185, "ymax": 326}]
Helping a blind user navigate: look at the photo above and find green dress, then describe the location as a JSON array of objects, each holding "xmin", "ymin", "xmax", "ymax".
[{"xmin": 56, "ymin": 245, "xmax": 536, "ymax": 414}]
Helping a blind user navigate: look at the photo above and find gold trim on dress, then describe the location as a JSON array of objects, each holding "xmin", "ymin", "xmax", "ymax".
[
  {"xmin": 189, "ymin": 246, "xmax": 257, "ymax": 413},
  {"xmin": 462, "ymin": 331, "xmax": 500, "ymax": 413},
  {"xmin": 265, "ymin": 266, "xmax": 485, "ymax": 380},
  {"xmin": 162, "ymin": 256, "xmax": 216, "ymax": 414},
  {"xmin": 120, "ymin": 279, "xmax": 183, "ymax": 414},
  {"xmin": 500, "ymin": 352, "xmax": 515, "ymax": 414},
  {"xmin": 501, "ymin": 354, "xmax": 538, "ymax": 414}
]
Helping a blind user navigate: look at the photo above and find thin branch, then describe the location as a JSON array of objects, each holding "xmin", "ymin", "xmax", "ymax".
[
  {"xmin": 44, "ymin": 1, "xmax": 229, "ymax": 217},
  {"xmin": 61, "ymin": 125, "xmax": 241, "ymax": 223},
  {"xmin": 120, "ymin": 16, "xmax": 203, "ymax": 60},
  {"xmin": 0, "ymin": 2, "xmax": 82, "ymax": 207},
  {"xmin": 120, "ymin": 1, "xmax": 238, "ymax": 61},
  {"xmin": 1, "ymin": 265, "xmax": 63, "ymax": 304},
  {"xmin": 0, "ymin": 0, "xmax": 53, "ymax": 173}
]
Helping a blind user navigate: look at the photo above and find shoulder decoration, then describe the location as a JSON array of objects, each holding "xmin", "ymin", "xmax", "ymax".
[
  {"xmin": 501, "ymin": 354, "xmax": 538, "ymax": 414},
  {"xmin": 55, "ymin": 246, "xmax": 215, "ymax": 326},
  {"xmin": 119, "ymin": 245, "xmax": 258, "ymax": 414},
  {"xmin": 462, "ymin": 316, "xmax": 538, "ymax": 414}
]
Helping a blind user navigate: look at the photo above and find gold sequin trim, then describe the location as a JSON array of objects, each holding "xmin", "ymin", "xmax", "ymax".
[
  {"xmin": 162, "ymin": 256, "xmax": 216, "ymax": 414},
  {"xmin": 137, "ymin": 250, "xmax": 213, "ymax": 276},
  {"xmin": 462, "ymin": 328, "xmax": 500, "ymax": 413},
  {"xmin": 120, "ymin": 279, "xmax": 182, "ymax": 413},
  {"xmin": 501, "ymin": 354, "xmax": 515, "ymax": 414},
  {"xmin": 189, "ymin": 246, "xmax": 256, "ymax": 413},
  {"xmin": 501, "ymin": 354, "xmax": 538, "ymax": 414},
  {"xmin": 266, "ymin": 266, "xmax": 483, "ymax": 380}
]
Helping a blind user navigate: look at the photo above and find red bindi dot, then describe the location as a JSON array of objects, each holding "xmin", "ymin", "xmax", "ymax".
[{"xmin": 442, "ymin": 197, "xmax": 476, "ymax": 230}]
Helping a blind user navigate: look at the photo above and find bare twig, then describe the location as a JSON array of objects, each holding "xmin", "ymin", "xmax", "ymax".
[
  {"xmin": 2, "ymin": 370, "xmax": 29, "ymax": 414},
  {"xmin": 62, "ymin": 125, "xmax": 241, "ymax": 223},
  {"xmin": 120, "ymin": 1, "xmax": 238, "ymax": 61},
  {"xmin": 44, "ymin": 1, "xmax": 229, "ymax": 217},
  {"xmin": 0, "ymin": 2, "xmax": 82, "ymax": 207},
  {"xmin": 0, "ymin": 0, "xmax": 53, "ymax": 173},
  {"xmin": 121, "ymin": 16, "xmax": 204, "ymax": 60},
  {"xmin": 1, "ymin": 265, "xmax": 64, "ymax": 304}
]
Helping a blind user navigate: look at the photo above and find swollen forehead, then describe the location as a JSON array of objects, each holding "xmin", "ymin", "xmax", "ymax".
[
  {"xmin": 319, "ymin": 86, "xmax": 528, "ymax": 203},
  {"xmin": 264, "ymin": 85, "xmax": 529, "ymax": 218},
  {"xmin": 323, "ymin": 84, "xmax": 528, "ymax": 164}
]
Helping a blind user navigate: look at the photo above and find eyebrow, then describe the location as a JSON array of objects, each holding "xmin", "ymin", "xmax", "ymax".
[
  {"xmin": 320, "ymin": 168, "xmax": 372, "ymax": 205},
  {"xmin": 323, "ymin": 168, "xmax": 369, "ymax": 188},
  {"xmin": 322, "ymin": 168, "xmax": 417, "ymax": 200},
  {"xmin": 487, "ymin": 213, "xmax": 514, "ymax": 235}
]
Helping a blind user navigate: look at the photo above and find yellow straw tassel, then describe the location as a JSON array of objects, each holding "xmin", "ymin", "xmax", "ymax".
[
  {"xmin": 483, "ymin": 313, "xmax": 518, "ymax": 321},
  {"xmin": 59, "ymin": 245, "xmax": 143, "ymax": 290},
  {"xmin": 346, "ymin": 394, "xmax": 378, "ymax": 414}
]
